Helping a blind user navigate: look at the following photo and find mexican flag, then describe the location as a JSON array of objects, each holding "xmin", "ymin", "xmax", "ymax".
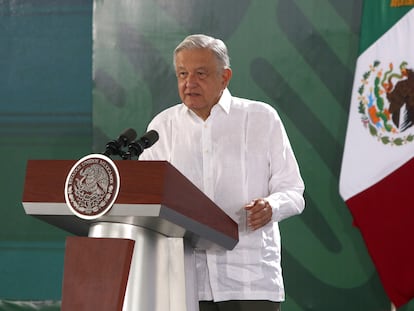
[{"xmin": 339, "ymin": 1, "xmax": 414, "ymax": 308}]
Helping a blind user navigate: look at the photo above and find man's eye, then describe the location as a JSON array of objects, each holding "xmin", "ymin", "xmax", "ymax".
[
  {"xmin": 197, "ymin": 71, "xmax": 207, "ymax": 79},
  {"xmin": 178, "ymin": 72, "xmax": 188, "ymax": 78}
]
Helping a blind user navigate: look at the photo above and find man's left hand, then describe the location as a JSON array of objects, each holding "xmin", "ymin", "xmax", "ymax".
[{"xmin": 244, "ymin": 198, "xmax": 273, "ymax": 230}]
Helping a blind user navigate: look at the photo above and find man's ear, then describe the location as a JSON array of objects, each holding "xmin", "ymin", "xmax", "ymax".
[{"xmin": 222, "ymin": 68, "xmax": 233, "ymax": 87}]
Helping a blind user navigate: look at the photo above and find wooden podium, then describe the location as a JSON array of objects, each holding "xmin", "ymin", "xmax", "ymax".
[{"xmin": 22, "ymin": 159, "xmax": 238, "ymax": 311}]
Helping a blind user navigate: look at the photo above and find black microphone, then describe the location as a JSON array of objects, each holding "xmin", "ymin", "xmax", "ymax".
[
  {"xmin": 103, "ymin": 128, "xmax": 137, "ymax": 157},
  {"xmin": 127, "ymin": 130, "xmax": 159, "ymax": 159}
]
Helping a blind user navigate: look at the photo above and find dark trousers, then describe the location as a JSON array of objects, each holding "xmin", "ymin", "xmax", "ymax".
[{"xmin": 199, "ymin": 300, "xmax": 281, "ymax": 311}]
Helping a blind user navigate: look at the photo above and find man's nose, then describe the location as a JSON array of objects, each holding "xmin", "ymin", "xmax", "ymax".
[{"xmin": 185, "ymin": 73, "xmax": 198, "ymax": 87}]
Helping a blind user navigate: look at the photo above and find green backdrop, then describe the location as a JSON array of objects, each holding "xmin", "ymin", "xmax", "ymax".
[
  {"xmin": 2, "ymin": 0, "xmax": 414, "ymax": 310},
  {"xmin": 0, "ymin": 0, "xmax": 92, "ymax": 300}
]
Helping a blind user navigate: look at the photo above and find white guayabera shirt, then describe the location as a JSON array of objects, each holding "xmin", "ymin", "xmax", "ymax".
[{"xmin": 140, "ymin": 88, "xmax": 305, "ymax": 302}]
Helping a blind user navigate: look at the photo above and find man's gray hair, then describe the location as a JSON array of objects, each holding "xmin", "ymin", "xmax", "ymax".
[{"xmin": 173, "ymin": 34, "xmax": 231, "ymax": 70}]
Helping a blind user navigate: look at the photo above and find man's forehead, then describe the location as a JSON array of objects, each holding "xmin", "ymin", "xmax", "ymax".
[
  {"xmin": 176, "ymin": 48, "xmax": 215, "ymax": 60},
  {"xmin": 175, "ymin": 64, "xmax": 210, "ymax": 70}
]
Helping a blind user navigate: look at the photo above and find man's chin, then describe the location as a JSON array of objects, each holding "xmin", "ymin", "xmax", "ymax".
[{"xmin": 184, "ymin": 101, "xmax": 204, "ymax": 109}]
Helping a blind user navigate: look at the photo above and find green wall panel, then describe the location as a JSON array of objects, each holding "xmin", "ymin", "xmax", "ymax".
[{"xmin": 0, "ymin": 0, "xmax": 93, "ymax": 300}]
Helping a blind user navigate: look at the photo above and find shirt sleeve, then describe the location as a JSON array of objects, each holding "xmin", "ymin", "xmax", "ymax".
[{"xmin": 265, "ymin": 111, "xmax": 305, "ymax": 222}]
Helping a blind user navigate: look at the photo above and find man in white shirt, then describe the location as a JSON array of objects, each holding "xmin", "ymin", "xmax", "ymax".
[{"xmin": 140, "ymin": 34, "xmax": 305, "ymax": 311}]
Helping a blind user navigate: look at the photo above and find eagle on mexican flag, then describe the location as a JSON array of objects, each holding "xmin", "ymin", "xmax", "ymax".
[{"xmin": 340, "ymin": 0, "xmax": 414, "ymax": 308}]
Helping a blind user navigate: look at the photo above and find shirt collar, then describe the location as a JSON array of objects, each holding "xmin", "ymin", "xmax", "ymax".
[
  {"xmin": 183, "ymin": 88, "xmax": 232, "ymax": 118},
  {"xmin": 216, "ymin": 88, "xmax": 231, "ymax": 114}
]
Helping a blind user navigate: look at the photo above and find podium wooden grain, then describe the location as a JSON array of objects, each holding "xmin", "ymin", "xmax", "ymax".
[{"xmin": 61, "ymin": 237, "xmax": 135, "ymax": 311}]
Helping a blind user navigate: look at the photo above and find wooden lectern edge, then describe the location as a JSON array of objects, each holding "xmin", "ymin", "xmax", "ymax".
[
  {"xmin": 22, "ymin": 159, "xmax": 239, "ymax": 249},
  {"xmin": 23, "ymin": 201, "xmax": 237, "ymax": 249},
  {"xmin": 160, "ymin": 207, "xmax": 238, "ymax": 250}
]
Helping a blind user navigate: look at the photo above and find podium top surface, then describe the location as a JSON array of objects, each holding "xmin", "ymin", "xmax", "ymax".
[{"xmin": 22, "ymin": 159, "xmax": 238, "ymax": 250}]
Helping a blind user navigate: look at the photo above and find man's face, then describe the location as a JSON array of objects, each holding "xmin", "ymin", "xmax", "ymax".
[{"xmin": 175, "ymin": 48, "xmax": 232, "ymax": 120}]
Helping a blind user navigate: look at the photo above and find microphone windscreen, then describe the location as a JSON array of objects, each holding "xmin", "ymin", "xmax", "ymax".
[
  {"xmin": 119, "ymin": 128, "xmax": 137, "ymax": 147},
  {"xmin": 142, "ymin": 130, "xmax": 159, "ymax": 148}
]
